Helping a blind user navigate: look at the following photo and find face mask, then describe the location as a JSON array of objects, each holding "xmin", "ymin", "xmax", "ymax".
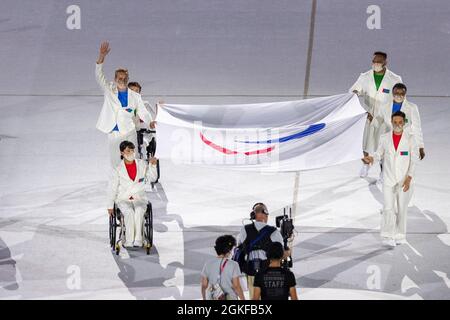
[
  {"xmin": 372, "ymin": 63, "xmax": 384, "ymax": 72},
  {"xmin": 393, "ymin": 95, "xmax": 404, "ymax": 103},
  {"xmin": 393, "ymin": 125, "xmax": 403, "ymax": 133},
  {"xmin": 123, "ymin": 153, "xmax": 135, "ymax": 162}
]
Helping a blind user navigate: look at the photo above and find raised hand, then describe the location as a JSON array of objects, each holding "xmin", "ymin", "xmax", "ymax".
[
  {"xmin": 97, "ymin": 41, "xmax": 111, "ymax": 64},
  {"xmin": 100, "ymin": 41, "xmax": 110, "ymax": 55}
]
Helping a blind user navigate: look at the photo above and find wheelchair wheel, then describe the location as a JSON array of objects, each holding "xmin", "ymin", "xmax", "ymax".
[
  {"xmin": 109, "ymin": 214, "xmax": 116, "ymax": 249},
  {"xmin": 137, "ymin": 129, "xmax": 145, "ymax": 159},
  {"xmin": 155, "ymin": 159, "xmax": 160, "ymax": 183},
  {"xmin": 148, "ymin": 137, "xmax": 156, "ymax": 157},
  {"xmin": 145, "ymin": 203, "xmax": 153, "ymax": 255},
  {"xmin": 113, "ymin": 204, "xmax": 123, "ymax": 255}
]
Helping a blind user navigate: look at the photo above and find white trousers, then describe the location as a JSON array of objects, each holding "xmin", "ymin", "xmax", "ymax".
[
  {"xmin": 117, "ymin": 199, "xmax": 147, "ymax": 245},
  {"xmin": 381, "ymin": 183, "xmax": 414, "ymax": 240},
  {"xmin": 362, "ymin": 118, "xmax": 370, "ymax": 153},
  {"xmin": 108, "ymin": 130, "xmax": 138, "ymax": 168},
  {"xmin": 366, "ymin": 122, "xmax": 386, "ymax": 155}
]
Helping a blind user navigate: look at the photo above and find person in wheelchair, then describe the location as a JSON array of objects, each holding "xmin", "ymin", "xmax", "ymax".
[
  {"xmin": 128, "ymin": 82, "xmax": 162, "ymax": 188},
  {"xmin": 128, "ymin": 81, "xmax": 160, "ymax": 155},
  {"xmin": 107, "ymin": 140, "xmax": 158, "ymax": 248}
]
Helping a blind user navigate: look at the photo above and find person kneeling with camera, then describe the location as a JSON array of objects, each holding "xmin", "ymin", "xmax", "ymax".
[
  {"xmin": 253, "ymin": 242, "xmax": 298, "ymax": 300},
  {"xmin": 235, "ymin": 203, "xmax": 290, "ymax": 299}
]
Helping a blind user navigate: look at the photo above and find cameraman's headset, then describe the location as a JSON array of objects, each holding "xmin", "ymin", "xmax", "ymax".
[{"xmin": 250, "ymin": 202, "xmax": 269, "ymax": 220}]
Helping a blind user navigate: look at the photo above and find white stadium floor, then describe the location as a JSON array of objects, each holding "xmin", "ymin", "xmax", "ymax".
[{"xmin": 1, "ymin": 0, "xmax": 450, "ymax": 299}]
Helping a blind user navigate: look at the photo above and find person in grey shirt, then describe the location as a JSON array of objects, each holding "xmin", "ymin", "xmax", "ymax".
[{"xmin": 201, "ymin": 235, "xmax": 245, "ymax": 300}]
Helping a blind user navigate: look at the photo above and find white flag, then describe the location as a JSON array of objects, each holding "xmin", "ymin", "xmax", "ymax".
[{"xmin": 155, "ymin": 93, "xmax": 366, "ymax": 172}]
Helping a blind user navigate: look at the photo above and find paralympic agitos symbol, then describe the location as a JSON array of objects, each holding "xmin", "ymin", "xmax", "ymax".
[{"xmin": 200, "ymin": 123, "xmax": 325, "ymax": 155}]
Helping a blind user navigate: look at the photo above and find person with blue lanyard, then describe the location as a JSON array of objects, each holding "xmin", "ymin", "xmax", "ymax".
[{"xmin": 95, "ymin": 41, "xmax": 153, "ymax": 168}]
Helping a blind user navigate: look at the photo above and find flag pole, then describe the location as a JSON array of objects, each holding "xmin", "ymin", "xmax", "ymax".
[{"xmin": 291, "ymin": 0, "xmax": 317, "ymax": 222}]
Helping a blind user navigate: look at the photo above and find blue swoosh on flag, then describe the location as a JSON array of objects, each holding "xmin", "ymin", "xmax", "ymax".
[{"xmin": 236, "ymin": 123, "xmax": 326, "ymax": 144}]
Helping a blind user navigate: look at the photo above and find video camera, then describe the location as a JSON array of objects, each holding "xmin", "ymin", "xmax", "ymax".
[
  {"xmin": 275, "ymin": 206, "xmax": 295, "ymax": 269},
  {"xmin": 276, "ymin": 207, "xmax": 294, "ymax": 240}
]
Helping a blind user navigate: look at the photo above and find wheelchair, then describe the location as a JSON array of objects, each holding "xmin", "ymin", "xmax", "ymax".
[
  {"xmin": 136, "ymin": 128, "xmax": 160, "ymax": 184},
  {"xmin": 109, "ymin": 201, "xmax": 153, "ymax": 255}
]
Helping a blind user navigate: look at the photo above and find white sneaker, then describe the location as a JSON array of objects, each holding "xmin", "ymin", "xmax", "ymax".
[
  {"xmin": 395, "ymin": 239, "xmax": 407, "ymax": 245},
  {"xmin": 360, "ymin": 164, "xmax": 370, "ymax": 177},
  {"xmin": 133, "ymin": 240, "xmax": 143, "ymax": 247},
  {"xmin": 382, "ymin": 239, "xmax": 396, "ymax": 247}
]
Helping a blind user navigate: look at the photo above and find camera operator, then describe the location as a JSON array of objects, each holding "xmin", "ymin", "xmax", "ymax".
[{"xmin": 236, "ymin": 203, "xmax": 290, "ymax": 299}]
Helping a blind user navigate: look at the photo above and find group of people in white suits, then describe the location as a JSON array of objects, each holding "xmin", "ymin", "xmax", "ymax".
[
  {"xmin": 352, "ymin": 51, "xmax": 425, "ymax": 247},
  {"xmin": 94, "ymin": 44, "xmax": 425, "ymax": 250},
  {"xmin": 95, "ymin": 41, "xmax": 159, "ymax": 248}
]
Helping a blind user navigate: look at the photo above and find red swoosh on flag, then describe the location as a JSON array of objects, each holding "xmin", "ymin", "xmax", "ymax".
[
  {"xmin": 200, "ymin": 132, "xmax": 238, "ymax": 154},
  {"xmin": 244, "ymin": 147, "xmax": 275, "ymax": 155},
  {"xmin": 200, "ymin": 133, "xmax": 275, "ymax": 155}
]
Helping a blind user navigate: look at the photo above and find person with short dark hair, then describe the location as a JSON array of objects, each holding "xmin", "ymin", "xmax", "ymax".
[
  {"xmin": 392, "ymin": 82, "xmax": 407, "ymax": 92},
  {"xmin": 107, "ymin": 141, "xmax": 158, "ymax": 247},
  {"xmin": 373, "ymin": 51, "xmax": 387, "ymax": 60},
  {"xmin": 362, "ymin": 111, "xmax": 418, "ymax": 247},
  {"xmin": 253, "ymin": 242, "xmax": 298, "ymax": 300},
  {"xmin": 127, "ymin": 81, "xmax": 142, "ymax": 93},
  {"xmin": 375, "ymin": 83, "xmax": 425, "ymax": 164},
  {"xmin": 350, "ymin": 51, "xmax": 403, "ymax": 179},
  {"xmin": 200, "ymin": 235, "xmax": 245, "ymax": 300}
]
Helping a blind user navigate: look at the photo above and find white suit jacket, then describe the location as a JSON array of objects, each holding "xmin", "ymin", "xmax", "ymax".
[
  {"xmin": 349, "ymin": 69, "xmax": 402, "ymax": 116},
  {"xmin": 135, "ymin": 100, "xmax": 158, "ymax": 130},
  {"xmin": 95, "ymin": 63, "xmax": 152, "ymax": 134},
  {"xmin": 107, "ymin": 159, "xmax": 158, "ymax": 209},
  {"xmin": 376, "ymin": 99, "xmax": 424, "ymax": 148},
  {"xmin": 371, "ymin": 129, "xmax": 418, "ymax": 187}
]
